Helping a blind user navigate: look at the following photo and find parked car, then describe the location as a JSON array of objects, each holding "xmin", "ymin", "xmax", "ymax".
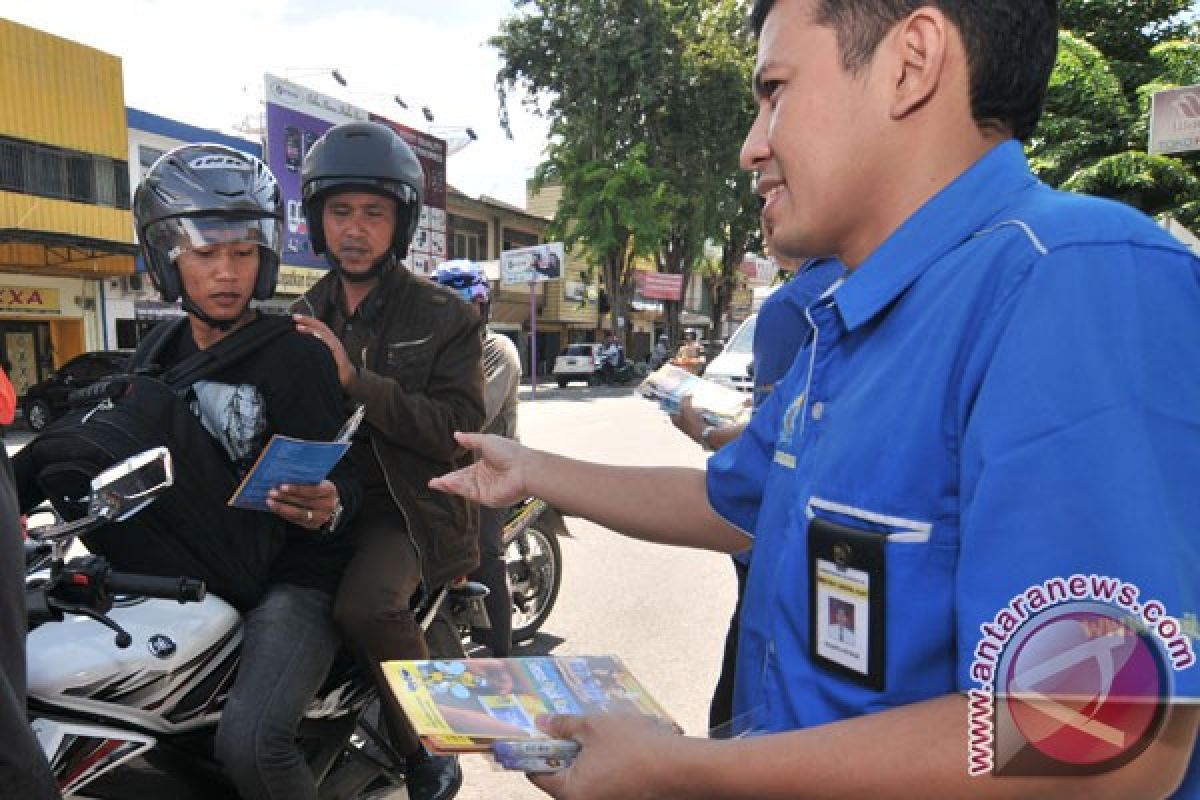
[
  {"xmin": 22, "ymin": 349, "xmax": 133, "ymax": 432},
  {"xmin": 704, "ymin": 314, "xmax": 756, "ymax": 393},
  {"xmin": 552, "ymin": 343, "xmax": 602, "ymax": 388}
]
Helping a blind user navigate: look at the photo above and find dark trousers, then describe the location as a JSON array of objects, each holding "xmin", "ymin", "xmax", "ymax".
[
  {"xmin": 0, "ymin": 451, "xmax": 59, "ymax": 799},
  {"xmin": 469, "ymin": 504, "xmax": 511, "ymax": 657},
  {"xmin": 333, "ymin": 491, "xmax": 431, "ymax": 757},
  {"xmin": 709, "ymin": 556, "xmax": 749, "ymax": 737}
]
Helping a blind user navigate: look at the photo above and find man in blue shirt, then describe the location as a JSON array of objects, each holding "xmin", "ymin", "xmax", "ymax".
[
  {"xmin": 432, "ymin": 0, "xmax": 1199, "ymax": 796},
  {"xmin": 672, "ymin": 255, "xmax": 842, "ymax": 734}
]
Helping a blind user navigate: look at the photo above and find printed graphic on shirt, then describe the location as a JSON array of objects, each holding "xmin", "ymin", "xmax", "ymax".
[
  {"xmin": 190, "ymin": 380, "xmax": 268, "ymax": 471},
  {"xmin": 774, "ymin": 392, "xmax": 805, "ymax": 468}
]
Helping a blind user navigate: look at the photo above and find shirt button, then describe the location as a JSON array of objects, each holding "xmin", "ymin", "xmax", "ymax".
[{"xmin": 811, "ymin": 401, "xmax": 825, "ymax": 421}]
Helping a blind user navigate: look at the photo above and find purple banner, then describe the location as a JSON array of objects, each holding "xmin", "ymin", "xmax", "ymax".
[{"xmin": 265, "ymin": 102, "xmax": 336, "ymax": 269}]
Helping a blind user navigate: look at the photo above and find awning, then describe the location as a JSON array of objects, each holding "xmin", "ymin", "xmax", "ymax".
[{"xmin": 0, "ymin": 229, "xmax": 137, "ymax": 278}]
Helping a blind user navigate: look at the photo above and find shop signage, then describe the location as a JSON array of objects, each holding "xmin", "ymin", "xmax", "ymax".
[
  {"xmin": 0, "ymin": 286, "xmax": 59, "ymax": 314},
  {"xmin": 1149, "ymin": 84, "xmax": 1200, "ymax": 155},
  {"xmin": 635, "ymin": 272, "xmax": 683, "ymax": 301},
  {"xmin": 275, "ymin": 266, "xmax": 326, "ymax": 295}
]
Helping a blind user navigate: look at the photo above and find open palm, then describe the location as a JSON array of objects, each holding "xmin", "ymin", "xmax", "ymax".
[{"xmin": 429, "ymin": 432, "xmax": 527, "ymax": 508}]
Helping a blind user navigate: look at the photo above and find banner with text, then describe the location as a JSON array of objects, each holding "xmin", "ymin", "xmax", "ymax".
[
  {"xmin": 1149, "ymin": 84, "xmax": 1200, "ymax": 155},
  {"xmin": 635, "ymin": 272, "xmax": 683, "ymax": 301}
]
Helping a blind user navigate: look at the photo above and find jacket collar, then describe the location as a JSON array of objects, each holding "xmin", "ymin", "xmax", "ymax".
[{"xmin": 304, "ymin": 258, "xmax": 412, "ymax": 323}]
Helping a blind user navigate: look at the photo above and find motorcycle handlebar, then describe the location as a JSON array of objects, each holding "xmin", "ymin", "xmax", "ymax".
[{"xmin": 106, "ymin": 572, "xmax": 206, "ymax": 604}]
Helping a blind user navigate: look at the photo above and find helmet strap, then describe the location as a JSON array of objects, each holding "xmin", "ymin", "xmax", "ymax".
[{"xmin": 181, "ymin": 293, "xmax": 249, "ymax": 333}]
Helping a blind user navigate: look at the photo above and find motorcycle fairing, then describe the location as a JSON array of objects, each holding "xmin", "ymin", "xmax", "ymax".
[{"xmin": 32, "ymin": 717, "xmax": 154, "ymax": 797}]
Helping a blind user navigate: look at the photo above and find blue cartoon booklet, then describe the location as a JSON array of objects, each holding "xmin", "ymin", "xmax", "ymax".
[{"xmin": 227, "ymin": 405, "xmax": 364, "ymax": 511}]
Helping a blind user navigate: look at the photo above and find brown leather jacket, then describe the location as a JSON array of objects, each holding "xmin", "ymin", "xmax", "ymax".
[{"xmin": 294, "ymin": 265, "xmax": 485, "ymax": 589}]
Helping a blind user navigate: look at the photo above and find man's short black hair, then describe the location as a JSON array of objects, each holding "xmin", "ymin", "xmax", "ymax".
[{"xmin": 749, "ymin": 0, "xmax": 1059, "ymax": 142}]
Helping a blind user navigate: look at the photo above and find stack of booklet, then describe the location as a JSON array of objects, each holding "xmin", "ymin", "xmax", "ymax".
[
  {"xmin": 382, "ymin": 656, "xmax": 675, "ymax": 772},
  {"xmin": 639, "ymin": 363, "xmax": 751, "ymax": 425}
]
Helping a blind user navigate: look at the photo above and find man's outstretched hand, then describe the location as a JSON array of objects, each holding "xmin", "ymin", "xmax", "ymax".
[{"xmin": 428, "ymin": 431, "xmax": 529, "ymax": 508}]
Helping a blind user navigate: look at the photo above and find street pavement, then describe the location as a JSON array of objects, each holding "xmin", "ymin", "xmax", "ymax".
[{"xmin": 455, "ymin": 383, "xmax": 734, "ymax": 799}]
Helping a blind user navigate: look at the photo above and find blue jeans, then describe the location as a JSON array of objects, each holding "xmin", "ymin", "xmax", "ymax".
[{"xmin": 215, "ymin": 584, "xmax": 339, "ymax": 800}]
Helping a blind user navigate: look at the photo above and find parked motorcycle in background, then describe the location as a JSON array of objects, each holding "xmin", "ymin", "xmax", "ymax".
[{"xmin": 448, "ymin": 497, "xmax": 567, "ymax": 648}]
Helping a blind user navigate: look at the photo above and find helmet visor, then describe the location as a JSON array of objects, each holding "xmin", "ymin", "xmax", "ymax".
[
  {"xmin": 449, "ymin": 284, "xmax": 489, "ymax": 304},
  {"xmin": 145, "ymin": 216, "xmax": 281, "ymax": 263}
]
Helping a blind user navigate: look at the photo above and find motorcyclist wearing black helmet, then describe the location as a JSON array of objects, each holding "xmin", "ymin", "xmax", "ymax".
[
  {"xmin": 292, "ymin": 121, "xmax": 484, "ymax": 800},
  {"xmin": 133, "ymin": 144, "xmax": 361, "ymax": 800}
]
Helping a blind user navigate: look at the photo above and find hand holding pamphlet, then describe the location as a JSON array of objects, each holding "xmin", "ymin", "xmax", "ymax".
[
  {"xmin": 227, "ymin": 404, "xmax": 364, "ymax": 511},
  {"xmin": 382, "ymin": 656, "xmax": 676, "ymax": 771},
  {"xmin": 639, "ymin": 364, "xmax": 751, "ymax": 425}
]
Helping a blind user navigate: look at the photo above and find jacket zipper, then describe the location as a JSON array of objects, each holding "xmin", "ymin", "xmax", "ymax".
[{"xmin": 371, "ymin": 435, "xmax": 425, "ymax": 586}]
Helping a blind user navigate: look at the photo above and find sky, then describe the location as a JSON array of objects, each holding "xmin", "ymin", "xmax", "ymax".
[{"xmin": 0, "ymin": 0, "xmax": 551, "ymax": 208}]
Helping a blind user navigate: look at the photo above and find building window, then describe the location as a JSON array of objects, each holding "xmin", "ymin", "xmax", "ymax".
[
  {"xmin": 449, "ymin": 213, "xmax": 488, "ymax": 261},
  {"xmin": 0, "ymin": 139, "xmax": 22, "ymax": 191},
  {"xmin": 503, "ymin": 227, "xmax": 539, "ymax": 252},
  {"xmin": 0, "ymin": 134, "xmax": 130, "ymax": 209}
]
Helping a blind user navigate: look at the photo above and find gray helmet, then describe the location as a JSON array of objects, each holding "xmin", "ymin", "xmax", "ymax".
[
  {"xmin": 301, "ymin": 121, "xmax": 424, "ymax": 258},
  {"xmin": 134, "ymin": 144, "xmax": 282, "ymax": 302}
]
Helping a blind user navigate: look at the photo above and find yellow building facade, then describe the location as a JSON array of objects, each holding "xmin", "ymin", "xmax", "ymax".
[{"xmin": 0, "ymin": 18, "xmax": 134, "ymax": 394}]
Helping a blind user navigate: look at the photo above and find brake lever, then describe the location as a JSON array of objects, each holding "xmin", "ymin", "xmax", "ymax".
[{"xmin": 47, "ymin": 598, "xmax": 133, "ymax": 649}]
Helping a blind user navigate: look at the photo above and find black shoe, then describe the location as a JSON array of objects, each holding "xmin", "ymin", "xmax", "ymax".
[{"xmin": 404, "ymin": 753, "xmax": 462, "ymax": 800}]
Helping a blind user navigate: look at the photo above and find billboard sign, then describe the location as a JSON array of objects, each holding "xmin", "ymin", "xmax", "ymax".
[
  {"xmin": 635, "ymin": 271, "xmax": 683, "ymax": 301},
  {"xmin": 1149, "ymin": 85, "xmax": 1200, "ymax": 155},
  {"xmin": 739, "ymin": 254, "xmax": 777, "ymax": 287},
  {"xmin": 263, "ymin": 74, "xmax": 447, "ymax": 275},
  {"xmin": 499, "ymin": 242, "xmax": 565, "ymax": 285}
]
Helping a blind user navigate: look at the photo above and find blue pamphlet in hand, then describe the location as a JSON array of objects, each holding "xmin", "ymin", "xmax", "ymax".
[{"xmin": 227, "ymin": 405, "xmax": 364, "ymax": 512}]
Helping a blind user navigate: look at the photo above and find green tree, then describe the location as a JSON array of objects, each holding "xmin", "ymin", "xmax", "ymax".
[
  {"xmin": 1031, "ymin": 1, "xmax": 1200, "ymax": 226},
  {"xmin": 538, "ymin": 143, "xmax": 675, "ymax": 335},
  {"xmin": 492, "ymin": 0, "xmax": 760, "ymax": 345}
]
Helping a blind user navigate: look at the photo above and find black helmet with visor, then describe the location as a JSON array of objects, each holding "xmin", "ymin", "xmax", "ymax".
[{"xmin": 134, "ymin": 144, "xmax": 282, "ymax": 303}]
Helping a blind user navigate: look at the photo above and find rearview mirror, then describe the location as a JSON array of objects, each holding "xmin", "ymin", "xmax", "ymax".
[{"xmin": 89, "ymin": 447, "xmax": 175, "ymax": 521}]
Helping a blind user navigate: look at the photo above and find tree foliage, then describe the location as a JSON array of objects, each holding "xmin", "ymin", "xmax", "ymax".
[
  {"xmin": 491, "ymin": 0, "xmax": 759, "ymax": 342},
  {"xmin": 1033, "ymin": 0, "xmax": 1200, "ymax": 226}
]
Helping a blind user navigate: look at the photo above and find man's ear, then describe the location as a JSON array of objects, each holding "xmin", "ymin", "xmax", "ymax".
[{"xmin": 886, "ymin": 8, "xmax": 951, "ymax": 120}]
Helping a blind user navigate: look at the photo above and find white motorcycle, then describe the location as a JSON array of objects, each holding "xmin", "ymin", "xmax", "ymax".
[{"xmin": 24, "ymin": 448, "xmax": 457, "ymax": 799}]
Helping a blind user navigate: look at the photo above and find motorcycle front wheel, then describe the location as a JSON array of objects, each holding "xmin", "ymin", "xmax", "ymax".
[{"xmin": 506, "ymin": 522, "xmax": 563, "ymax": 644}]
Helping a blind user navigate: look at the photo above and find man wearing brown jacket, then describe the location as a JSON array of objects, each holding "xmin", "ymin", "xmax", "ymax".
[{"xmin": 292, "ymin": 121, "xmax": 484, "ymax": 800}]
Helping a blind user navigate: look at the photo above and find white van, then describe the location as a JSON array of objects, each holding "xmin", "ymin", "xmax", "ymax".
[{"xmin": 704, "ymin": 313, "xmax": 756, "ymax": 393}]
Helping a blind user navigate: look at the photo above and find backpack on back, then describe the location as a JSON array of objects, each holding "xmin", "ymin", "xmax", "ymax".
[{"xmin": 16, "ymin": 314, "xmax": 295, "ymax": 610}]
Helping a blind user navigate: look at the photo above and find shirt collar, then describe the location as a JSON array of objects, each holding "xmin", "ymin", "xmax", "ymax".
[{"xmin": 834, "ymin": 139, "xmax": 1037, "ymax": 332}]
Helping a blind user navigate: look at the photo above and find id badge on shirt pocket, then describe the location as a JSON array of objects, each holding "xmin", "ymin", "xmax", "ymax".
[{"xmin": 808, "ymin": 517, "xmax": 886, "ymax": 691}]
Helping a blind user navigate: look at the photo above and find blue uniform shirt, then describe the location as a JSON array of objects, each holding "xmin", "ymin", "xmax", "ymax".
[
  {"xmin": 750, "ymin": 259, "xmax": 845, "ymax": 411},
  {"xmin": 708, "ymin": 141, "xmax": 1199, "ymax": 790},
  {"xmin": 732, "ymin": 259, "xmax": 843, "ymax": 567}
]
